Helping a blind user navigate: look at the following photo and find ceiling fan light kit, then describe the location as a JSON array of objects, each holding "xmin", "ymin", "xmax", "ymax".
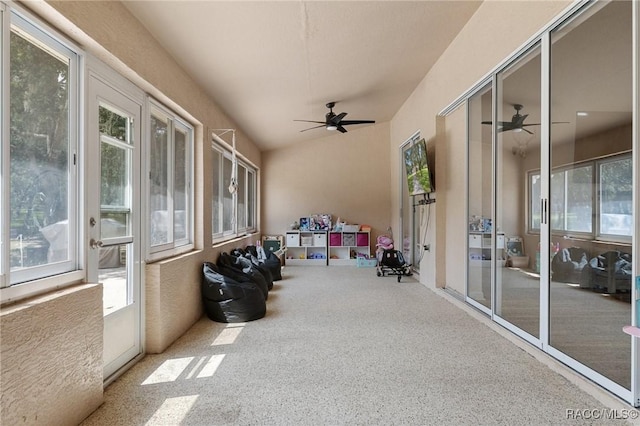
[{"xmin": 295, "ymin": 101, "xmax": 375, "ymax": 134}]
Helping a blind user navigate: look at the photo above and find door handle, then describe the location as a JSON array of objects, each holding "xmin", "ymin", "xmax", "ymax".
[{"xmin": 89, "ymin": 238, "xmax": 104, "ymax": 249}]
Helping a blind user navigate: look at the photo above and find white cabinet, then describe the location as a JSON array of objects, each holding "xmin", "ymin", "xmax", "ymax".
[
  {"xmin": 328, "ymin": 231, "xmax": 370, "ymax": 266},
  {"xmin": 284, "ymin": 231, "xmax": 327, "ymax": 265},
  {"xmin": 469, "ymin": 232, "xmax": 504, "ymax": 266}
]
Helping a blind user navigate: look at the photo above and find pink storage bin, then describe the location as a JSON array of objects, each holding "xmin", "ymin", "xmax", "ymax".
[
  {"xmin": 329, "ymin": 232, "xmax": 342, "ymax": 246},
  {"xmin": 356, "ymin": 232, "xmax": 369, "ymax": 247}
]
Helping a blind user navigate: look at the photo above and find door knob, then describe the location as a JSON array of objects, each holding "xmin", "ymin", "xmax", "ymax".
[{"xmin": 89, "ymin": 238, "xmax": 104, "ymax": 249}]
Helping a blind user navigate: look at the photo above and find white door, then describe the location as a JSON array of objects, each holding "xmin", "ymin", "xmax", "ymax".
[{"xmin": 87, "ymin": 73, "xmax": 143, "ymax": 381}]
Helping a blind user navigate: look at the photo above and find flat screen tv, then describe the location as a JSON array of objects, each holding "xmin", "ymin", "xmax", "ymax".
[{"xmin": 404, "ymin": 138, "xmax": 433, "ymax": 196}]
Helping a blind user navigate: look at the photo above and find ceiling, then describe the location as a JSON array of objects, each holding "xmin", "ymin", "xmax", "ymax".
[{"xmin": 122, "ymin": 1, "xmax": 482, "ymax": 151}]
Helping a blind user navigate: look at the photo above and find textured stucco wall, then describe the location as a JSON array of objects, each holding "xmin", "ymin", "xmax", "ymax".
[
  {"xmin": 146, "ymin": 252, "xmax": 205, "ymax": 354},
  {"xmin": 0, "ymin": 284, "xmax": 103, "ymax": 425}
]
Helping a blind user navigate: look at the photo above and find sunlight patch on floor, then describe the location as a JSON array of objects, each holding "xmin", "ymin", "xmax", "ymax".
[
  {"xmin": 144, "ymin": 395, "xmax": 199, "ymax": 425},
  {"xmin": 142, "ymin": 357, "xmax": 194, "ymax": 385},
  {"xmin": 197, "ymin": 354, "xmax": 226, "ymax": 378},
  {"xmin": 212, "ymin": 323, "xmax": 245, "ymax": 346}
]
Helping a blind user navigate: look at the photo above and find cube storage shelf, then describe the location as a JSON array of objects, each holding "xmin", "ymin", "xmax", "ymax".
[
  {"xmin": 285, "ymin": 231, "xmax": 328, "ymax": 265},
  {"xmin": 328, "ymin": 231, "xmax": 370, "ymax": 266},
  {"xmin": 468, "ymin": 232, "xmax": 504, "ymax": 267}
]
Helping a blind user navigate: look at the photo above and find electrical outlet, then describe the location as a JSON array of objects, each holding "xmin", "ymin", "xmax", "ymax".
[{"xmin": 423, "ymin": 244, "xmax": 430, "ymax": 251}]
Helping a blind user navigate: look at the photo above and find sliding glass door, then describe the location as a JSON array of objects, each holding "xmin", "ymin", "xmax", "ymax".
[
  {"xmin": 467, "ymin": 84, "xmax": 493, "ymax": 311},
  {"xmin": 548, "ymin": 0, "xmax": 633, "ymax": 393},
  {"xmin": 464, "ymin": 0, "xmax": 635, "ymax": 404},
  {"xmin": 493, "ymin": 44, "xmax": 542, "ymax": 341}
]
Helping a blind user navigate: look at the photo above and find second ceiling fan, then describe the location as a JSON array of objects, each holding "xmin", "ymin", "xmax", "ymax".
[
  {"xmin": 295, "ymin": 102, "xmax": 375, "ymax": 133},
  {"xmin": 482, "ymin": 103, "xmax": 568, "ymax": 134}
]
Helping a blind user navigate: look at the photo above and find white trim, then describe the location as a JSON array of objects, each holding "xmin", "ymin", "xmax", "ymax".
[
  {"xmin": 632, "ymin": 0, "xmax": 639, "ymax": 408},
  {"xmin": 1, "ymin": 2, "xmax": 8, "ymax": 288},
  {"xmin": 540, "ymin": 30, "xmax": 551, "ymax": 347}
]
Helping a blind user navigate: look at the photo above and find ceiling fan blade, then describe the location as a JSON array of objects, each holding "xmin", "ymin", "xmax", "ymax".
[
  {"xmin": 482, "ymin": 121, "xmax": 513, "ymax": 127},
  {"xmin": 522, "ymin": 128, "xmax": 534, "ymax": 135},
  {"xmin": 337, "ymin": 125, "xmax": 347, "ymax": 133},
  {"xmin": 294, "ymin": 119, "xmax": 325, "ymax": 124},
  {"xmin": 299, "ymin": 125, "xmax": 326, "ymax": 133},
  {"xmin": 332, "ymin": 112, "xmax": 348, "ymax": 124},
  {"xmin": 514, "ymin": 113, "xmax": 528, "ymax": 127},
  {"xmin": 520, "ymin": 121, "xmax": 569, "ymax": 127},
  {"xmin": 339, "ymin": 120, "xmax": 375, "ymax": 125}
]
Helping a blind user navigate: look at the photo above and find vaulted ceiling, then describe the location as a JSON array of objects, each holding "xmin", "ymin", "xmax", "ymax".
[{"xmin": 122, "ymin": 1, "xmax": 482, "ymax": 150}]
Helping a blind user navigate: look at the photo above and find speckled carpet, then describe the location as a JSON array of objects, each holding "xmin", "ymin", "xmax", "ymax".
[{"xmin": 81, "ymin": 266, "xmax": 631, "ymax": 425}]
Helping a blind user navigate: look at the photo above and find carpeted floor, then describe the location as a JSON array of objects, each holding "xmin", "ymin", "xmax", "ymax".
[{"xmin": 82, "ymin": 266, "xmax": 631, "ymax": 425}]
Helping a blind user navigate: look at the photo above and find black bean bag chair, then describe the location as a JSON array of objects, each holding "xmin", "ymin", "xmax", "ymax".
[
  {"xmin": 201, "ymin": 262, "xmax": 266, "ymax": 323},
  {"xmin": 231, "ymin": 248, "xmax": 274, "ymax": 290},
  {"xmin": 580, "ymin": 250, "xmax": 632, "ymax": 293},
  {"xmin": 217, "ymin": 252, "xmax": 269, "ymax": 299},
  {"xmin": 245, "ymin": 245, "xmax": 282, "ymax": 281},
  {"xmin": 551, "ymin": 247, "xmax": 589, "ymax": 283},
  {"xmin": 264, "ymin": 251, "xmax": 283, "ymax": 281}
]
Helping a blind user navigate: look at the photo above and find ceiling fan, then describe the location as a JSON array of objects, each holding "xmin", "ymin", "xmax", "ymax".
[
  {"xmin": 482, "ymin": 104, "xmax": 568, "ymax": 134},
  {"xmin": 295, "ymin": 102, "xmax": 375, "ymax": 133}
]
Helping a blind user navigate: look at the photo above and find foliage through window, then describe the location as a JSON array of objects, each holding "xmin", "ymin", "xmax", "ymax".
[
  {"xmin": 148, "ymin": 103, "xmax": 193, "ymax": 256},
  {"xmin": 2, "ymin": 13, "xmax": 79, "ymax": 287}
]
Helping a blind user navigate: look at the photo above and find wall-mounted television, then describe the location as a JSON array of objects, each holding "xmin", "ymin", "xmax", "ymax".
[{"xmin": 404, "ymin": 138, "xmax": 433, "ymax": 196}]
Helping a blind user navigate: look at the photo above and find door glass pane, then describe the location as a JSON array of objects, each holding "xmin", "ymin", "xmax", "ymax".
[
  {"xmin": 468, "ymin": 83, "xmax": 492, "ymax": 309},
  {"xmin": 99, "ymin": 104, "xmax": 133, "ymax": 313},
  {"xmin": 150, "ymin": 114, "xmax": 169, "ymax": 246},
  {"xmin": 9, "ymin": 29, "xmax": 70, "ymax": 272},
  {"xmin": 549, "ymin": 0, "xmax": 632, "ymax": 390},
  {"xmin": 495, "ymin": 44, "xmax": 541, "ymax": 338}
]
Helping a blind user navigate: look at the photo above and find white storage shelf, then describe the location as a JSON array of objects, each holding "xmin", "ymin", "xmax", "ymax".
[
  {"xmin": 469, "ymin": 232, "xmax": 504, "ymax": 267},
  {"xmin": 328, "ymin": 231, "xmax": 370, "ymax": 266},
  {"xmin": 285, "ymin": 231, "xmax": 328, "ymax": 265}
]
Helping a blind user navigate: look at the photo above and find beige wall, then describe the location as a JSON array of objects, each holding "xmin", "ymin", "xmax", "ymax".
[
  {"xmin": 261, "ymin": 122, "xmax": 391, "ymax": 253},
  {"xmin": 390, "ymin": 0, "xmax": 571, "ymax": 289},
  {"xmin": 0, "ymin": 285, "xmax": 103, "ymax": 425}
]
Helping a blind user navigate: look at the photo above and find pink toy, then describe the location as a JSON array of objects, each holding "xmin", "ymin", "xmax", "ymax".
[{"xmin": 376, "ymin": 235, "xmax": 394, "ymax": 250}]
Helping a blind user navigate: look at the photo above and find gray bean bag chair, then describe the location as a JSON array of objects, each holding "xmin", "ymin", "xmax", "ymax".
[{"xmin": 551, "ymin": 247, "xmax": 588, "ymax": 283}]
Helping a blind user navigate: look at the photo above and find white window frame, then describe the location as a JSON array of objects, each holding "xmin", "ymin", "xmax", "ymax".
[
  {"xmin": 211, "ymin": 140, "xmax": 257, "ymax": 244},
  {"xmin": 146, "ymin": 99, "xmax": 194, "ymax": 261},
  {"xmin": 528, "ymin": 152, "xmax": 632, "ymax": 243},
  {"xmin": 0, "ymin": 4, "xmax": 83, "ymax": 303}
]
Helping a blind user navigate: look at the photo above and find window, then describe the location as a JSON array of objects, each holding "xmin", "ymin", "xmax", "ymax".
[
  {"xmin": 528, "ymin": 154, "xmax": 631, "ymax": 240},
  {"xmin": 211, "ymin": 141, "xmax": 257, "ymax": 242},
  {"xmin": 1, "ymin": 10, "xmax": 79, "ymax": 290},
  {"xmin": 148, "ymin": 102, "xmax": 193, "ymax": 257},
  {"xmin": 599, "ymin": 156, "xmax": 632, "ymax": 238}
]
